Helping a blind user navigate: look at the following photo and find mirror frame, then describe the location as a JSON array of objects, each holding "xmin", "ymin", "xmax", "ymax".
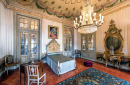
[{"xmin": 104, "ymin": 20, "xmax": 123, "ymax": 55}]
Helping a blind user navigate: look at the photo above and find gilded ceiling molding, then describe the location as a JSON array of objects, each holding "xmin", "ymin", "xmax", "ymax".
[
  {"xmin": 0, "ymin": 0, "xmax": 73, "ymax": 26},
  {"xmin": 16, "ymin": 0, "xmax": 35, "ymax": 6},
  {"xmin": 1, "ymin": 0, "xmax": 129, "ymax": 26},
  {"xmin": 94, "ymin": 0, "xmax": 119, "ymax": 12},
  {"xmin": 94, "ymin": 0, "xmax": 129, "ymax": 13},
  {"xmin": 1, "ymin": 0, "xmax": 8, "ymax": 7},
  {"xmin": 4, "ymin": 0, "xmax": 128, "ymax": 20},
  {"xmin": 100, "ymin": 1, "xmax": 130, "ymax": 16}
]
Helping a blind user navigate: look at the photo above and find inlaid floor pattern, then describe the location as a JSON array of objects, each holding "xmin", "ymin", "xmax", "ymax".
[{"xmin": 0, "ymin": 58, "xmax": 130, "ymax": 85}]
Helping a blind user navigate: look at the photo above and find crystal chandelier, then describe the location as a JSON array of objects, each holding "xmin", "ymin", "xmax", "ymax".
[{"xmin": 74, "ymin": 0, "xmax": 104, "ymax": 34}]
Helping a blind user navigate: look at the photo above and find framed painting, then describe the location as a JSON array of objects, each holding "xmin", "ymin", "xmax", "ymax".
[{"xmin": 48, "ymin": 25, "xmax": 59, "ymax": 39}]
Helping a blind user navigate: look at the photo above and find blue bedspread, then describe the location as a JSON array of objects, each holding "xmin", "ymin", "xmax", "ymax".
[{"xmin": 47, "ymin": 54, "xmax": 76, "ymax": 75}]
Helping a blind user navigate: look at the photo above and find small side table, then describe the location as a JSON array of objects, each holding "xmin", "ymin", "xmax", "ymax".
[{"xmin": 20, "ymin": 60, "xmax": 43, "ymax": 85}]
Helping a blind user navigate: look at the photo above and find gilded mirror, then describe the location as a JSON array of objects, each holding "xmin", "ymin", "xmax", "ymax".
[
  {"xmin": 104, "ymin": 20, "xmax": 123, "ymax": 55},
  {"xmin": 105, "ymin": 35, "xmax": 121, "ymax": 51}
]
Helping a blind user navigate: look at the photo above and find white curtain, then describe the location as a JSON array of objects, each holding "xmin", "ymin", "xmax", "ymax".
[
  {"xmin": 96, "ymin": 7, "xmax": 130, "ymax": 55},
  {"xmin": 0, "ymin": 2, "xmax": 14, "ymax": 59}
]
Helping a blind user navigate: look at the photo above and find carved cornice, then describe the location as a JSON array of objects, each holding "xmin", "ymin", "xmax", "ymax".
[
  {"xmin": 99, "ymin": 0, "xmax": 130, "ymax": 16},
  {"xmin": 1, "ymin": 0, "xmax": 130, "ymax": 26},
  {"xmin": 0, "ymin": 0, "xmax": 73, "ymax": 27},
  {"xmin": 1, "ymin": 0, "xmax": 8, "ymax": 8}
]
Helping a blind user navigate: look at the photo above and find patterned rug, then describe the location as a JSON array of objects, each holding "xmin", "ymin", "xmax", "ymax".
[{"xmin": 56, "ymin": 68, "xmax": 130, "ymax": 85}]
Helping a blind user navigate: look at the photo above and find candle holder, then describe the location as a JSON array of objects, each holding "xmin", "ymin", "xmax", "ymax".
[{"xmin": 73, "ymin": 0, "xmax": 104, "ymax": 34}]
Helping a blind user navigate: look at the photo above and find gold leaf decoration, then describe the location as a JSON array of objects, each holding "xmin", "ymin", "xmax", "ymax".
[
  {"xmin": 58, "ymin": 6, "xmax": 61, "ymax": 9},
  {"xmin": 66, "ymin": 8, "xmax": 68, "ymax": 11},
  {"xmin": 51, "ymin": 1, "xmax": 55, "ymax": 4}
]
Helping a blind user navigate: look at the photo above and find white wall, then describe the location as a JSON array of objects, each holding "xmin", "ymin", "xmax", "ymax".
[
  {"xmin": 96, "ymin": 7, "xmax": 130, "ymax": 55},
  {"xmin": 0, "ymin": 2, "xmax": 14, "ymax": 59},
  {"xmin": 74, "ymin": 29, "xmax": 81, "ymax": 50},
  {"xmin": 0, "ymin": 1, "xmax": 81, "ymax": 59},
  {"xmin": 41, "ymin": 18, "xmax": 63, "ymax": 53}
]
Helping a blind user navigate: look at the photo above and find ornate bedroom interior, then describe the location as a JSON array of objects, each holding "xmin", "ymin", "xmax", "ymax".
[{"xmin": 0, "ymin": 0, "xmax": 130, "ymax": 85}]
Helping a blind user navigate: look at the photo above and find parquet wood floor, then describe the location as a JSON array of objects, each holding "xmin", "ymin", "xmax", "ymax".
[{"xmin": 0, "ymin": 58, "xmax": 130, "ymax": 85}]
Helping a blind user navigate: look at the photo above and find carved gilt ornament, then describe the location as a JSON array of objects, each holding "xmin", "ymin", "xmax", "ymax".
[{"xmin": 104, "ymin": 20, "xmax": 123, "ymax": 55}]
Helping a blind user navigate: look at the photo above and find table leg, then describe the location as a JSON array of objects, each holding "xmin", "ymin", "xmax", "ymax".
[
  {"xmin": 106, "ymin": 59, "xmax": 108, "ymax": 67},
  {"xmin": 24, "ymin": 73, "xmax": 26, "ymax": 85},
  {"xmin": 116, "ymin": 62, "xmax": 119, "ymax": 69},
  {"xmin": 42, "ymin": 62, "xmax": 43, "ymax": 72},
  {"xmin": 20, "ymin": 72, "xmax": 21, "ymax": 83},
  {"xmin": 24, "ymin": 68, "xmax": 27, "ymax": 85}
]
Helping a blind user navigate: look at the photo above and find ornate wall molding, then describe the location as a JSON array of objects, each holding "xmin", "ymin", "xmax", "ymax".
[
  {"xmin": 100, "ymin": 0, "xmax": 130, "ymax": 16},
  {"xmin": 1, "ymin": 0, "xmax": 130, "ymax": 26},
  {"xmin": 1, "ymin": 0, "xmax": 8, "ymax": 8},
  {"xmin": 0, "ymin": 0, "xmax": 73, "ymax": 27}
]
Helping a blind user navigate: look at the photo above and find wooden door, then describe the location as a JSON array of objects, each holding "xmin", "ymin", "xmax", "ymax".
[
  {"xmin": 17, "ymin": 15, "xmax": 40, "ymax": 63},
  {"xmin": 81, "ymin": 34, "xmax": 87, "ymax": 58},
  {"xmin": 86, "ymin": 32, "xmax": 96, "ymax": 61},
  {"xmin": 63, "ymin": 26, "xmax": 73, "ymax": 57},
  {"xmin": 63, "ymin": 35, "xmax": 73, "ymax": 57}
]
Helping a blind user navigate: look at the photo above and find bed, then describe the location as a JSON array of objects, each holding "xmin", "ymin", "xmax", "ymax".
[{"xmin": 46, "ymin": 39, "xmax": 76, "ymax": 75}]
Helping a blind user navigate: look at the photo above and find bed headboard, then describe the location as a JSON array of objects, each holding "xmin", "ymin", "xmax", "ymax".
[{"xmin": 46, "ymin": 39, "xmax": 60, "ymax": 54}]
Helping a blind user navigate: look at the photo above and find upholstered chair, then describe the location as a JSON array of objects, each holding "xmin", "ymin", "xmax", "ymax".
[
  {"xmin": 5, "ymin": 55, "xmax": 19, "ymax": 75},
  {"xmin": 73, "ymin": 49, "xmax": 81, "ymax": 58}
]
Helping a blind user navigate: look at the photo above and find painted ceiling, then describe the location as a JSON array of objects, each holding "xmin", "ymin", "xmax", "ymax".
[{"xmin": 11, "ymin": 0, "xmax": 125, "ymax": 18}]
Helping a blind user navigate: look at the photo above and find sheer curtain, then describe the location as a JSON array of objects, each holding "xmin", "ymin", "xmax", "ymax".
[{"xmin": 0, "ymin": 2, "xmax": 14, "ymax": 59}]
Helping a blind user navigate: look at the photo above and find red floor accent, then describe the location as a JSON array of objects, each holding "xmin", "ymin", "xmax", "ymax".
[{"xmin": 0, "ymin": 58, "xmax": 130, "ymax": 85}]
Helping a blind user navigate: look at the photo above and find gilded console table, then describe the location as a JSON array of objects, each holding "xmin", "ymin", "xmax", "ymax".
[
  {"xmin": 105, "ymin": 54, "xmax": 130, "ymax": 69},
  {"xmin": 20, "ymin": 60, "xmax": 43, "ymax": 85}
]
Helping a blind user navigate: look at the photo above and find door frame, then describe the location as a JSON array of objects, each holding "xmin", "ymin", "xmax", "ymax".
[
  {"xmin": 86, "ymin": 32, "xmax": 96, "ymax": 61},
  {"xmin": 63, "ymin": 25, "xmax": 74, "ymax": 57},
  {"xmin": 81, "ymin": 32, "xmax": 96, "ymax": 61},
  {"xmin": 14, "ymin": 12, "xmax": 42, "ymax": 63},
  {"xmin": 81, "ymin": 34, "xmax": 87, "ymax": 58}
]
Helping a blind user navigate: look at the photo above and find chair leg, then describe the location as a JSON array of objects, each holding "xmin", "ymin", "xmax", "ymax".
[
  {"xmin": 19, "ymin": 63, "xmax": 20, "ymax": 70},
  {"xmin": 37, "ymin": 79, "xmax": 39, "ymax": 85},
  {"xmin": 28, "ymin": 79, "xmax": 29, "ymax": 85},
  {"xmin": 7, "ymin": 67, "xmax": 8, "ymax": 75},
  {"xmin": 44, "ymin": 73, "xmax": 46, "ymax": 83}
]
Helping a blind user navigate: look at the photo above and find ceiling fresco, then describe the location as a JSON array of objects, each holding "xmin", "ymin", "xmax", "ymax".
[{"xmin": 9, "ymin": 0, "xmax": 126, "ymax": 19}]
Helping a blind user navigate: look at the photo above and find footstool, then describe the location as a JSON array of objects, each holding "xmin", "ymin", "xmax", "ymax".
[{"xmin": 84, "ymin": 61, "xmax": 93, "ymax": 67}]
